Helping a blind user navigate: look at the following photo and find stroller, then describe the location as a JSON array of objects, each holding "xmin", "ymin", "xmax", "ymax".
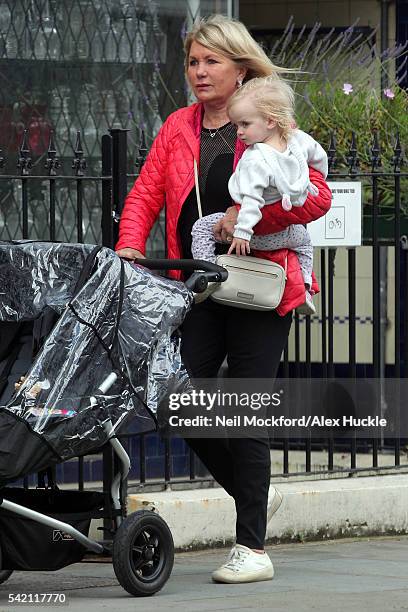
[{"xmin": 0, "ymin": 241, "xmax": 226, "ymax": 597}]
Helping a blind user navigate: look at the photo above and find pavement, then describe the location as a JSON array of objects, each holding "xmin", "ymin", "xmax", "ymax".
[{"xmin": 0, "ymin": 536, "xmax": 407, "ymax": 612}]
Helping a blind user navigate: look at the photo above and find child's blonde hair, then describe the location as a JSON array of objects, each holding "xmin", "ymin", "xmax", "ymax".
[{"xmin": 228, "ymin": 77, "xmax": 296, "ymax": 140}]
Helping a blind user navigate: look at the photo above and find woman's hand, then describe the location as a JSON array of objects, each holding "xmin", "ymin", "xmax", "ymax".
[
  {"xmin": 228, "ymin": 237, "xmax": 250, "ymax": 256},
  {"xmin": 116, "ymin": 248, "xmax": 145, "ymax": 260},
  {"xmin": 213, "ymin": 206, "xmax": 238, "ymax": 243}
]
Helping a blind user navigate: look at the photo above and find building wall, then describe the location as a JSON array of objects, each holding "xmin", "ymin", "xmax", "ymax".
[
  {"xmin": 240, "ymin": 0, "xmax": 396, "ymax": 47},
  {"xmin": 287, "ymin": 245, "xmax": 398, "ymax": 366}
]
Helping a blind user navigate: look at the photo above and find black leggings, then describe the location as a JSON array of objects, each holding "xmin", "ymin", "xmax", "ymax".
[{"xmin": 181, "ymin": 298, "xmax": 292, "ymax": 549}]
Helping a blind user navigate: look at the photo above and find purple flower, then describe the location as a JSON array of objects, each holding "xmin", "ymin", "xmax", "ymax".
[
  {"xmin": 342, "ymin": 83, "xmax": 353, "ymax": 95},
  {"xmin": 383, "ymin": 88, "xmax": 395, "ymax": 99}
]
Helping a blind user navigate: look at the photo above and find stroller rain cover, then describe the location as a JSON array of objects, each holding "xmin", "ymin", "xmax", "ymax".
[{"xmin": 0, "ymin": 241, "xmax": 193, "ymax": 486}]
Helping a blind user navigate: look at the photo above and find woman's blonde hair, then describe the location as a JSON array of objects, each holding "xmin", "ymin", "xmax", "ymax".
[
  {"xmin": 228, "ymin": 77, "xmax": 296, "ymax": 139},
  {"xmin": 184, "ymin": 14, "xmax": 289, "ymax": 81}
]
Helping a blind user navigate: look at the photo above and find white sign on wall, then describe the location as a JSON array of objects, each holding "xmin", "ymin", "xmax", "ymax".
[{"xmin": 307, "ymin": 181, "xmax": 362, "ymax": 247}]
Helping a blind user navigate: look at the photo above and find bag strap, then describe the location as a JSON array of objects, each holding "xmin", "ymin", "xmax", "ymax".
[
  {"xmin": 72, "ymin": 245, "xmax": 103, "ymax": 296},
  {"xmin": 194, "ymin": 158, "xmax": 203, "ymax": 219}
]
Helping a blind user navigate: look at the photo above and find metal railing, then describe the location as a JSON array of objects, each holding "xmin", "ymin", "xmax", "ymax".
[
  {"xmin": 105, "ymin": 128, "xmax": 408, "ymax": 490},
  {"xmin": 2, "ymin": 126, "xmax": 407, "ymax": 496}
]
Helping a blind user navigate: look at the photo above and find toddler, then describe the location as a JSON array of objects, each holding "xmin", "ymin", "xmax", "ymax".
[{"xmin": 191, "ymin": 77, "xmax": 328, "ymax": 314}]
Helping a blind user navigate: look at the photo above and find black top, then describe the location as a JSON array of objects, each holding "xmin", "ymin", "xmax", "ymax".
[{"xmin": 177, "ymin": 122, "xmax": 237, "ymax": 260}]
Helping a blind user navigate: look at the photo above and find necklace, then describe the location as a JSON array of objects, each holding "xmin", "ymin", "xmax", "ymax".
[
  {"xmin": 203, "ymin": 119, "xmax": 230, "ymax": 137},
  {"xmin": 202, "ymin": 122, "xmax": 236, "ymax": 154},
  {"xmin": 217, "ymin": 128, "xmax": 235, "ymax": 154},
  {"xmin": 206, "ymin": 123, "xmax": 227, "ymax": 138}
]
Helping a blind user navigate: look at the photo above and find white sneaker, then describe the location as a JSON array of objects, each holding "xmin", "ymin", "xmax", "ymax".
[
  {"xmin": 267, "ymin": 485, "xmax": 283, "ymax": 523},
  {"xmin": 212, "ymin": 544, "xmax": 274, "ymax": 584},
  {"xmin": 296, "ymin": 291, "xmax": 316, "ymax": 315}
]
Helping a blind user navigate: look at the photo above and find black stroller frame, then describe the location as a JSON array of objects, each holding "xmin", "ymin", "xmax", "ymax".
[
  {"xmin": 0, "ymin": 241, "xmax": 227, "ymax": 597},
  {"xmin": 0, "ymin": 371, "xmax": 161, "ymax": 596}
]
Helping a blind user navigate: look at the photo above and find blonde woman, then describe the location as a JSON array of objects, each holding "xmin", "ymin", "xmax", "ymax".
[
  {"xmin": 191, "ymin": 77, "xmax": 328, "ymax": 314},
  {"xmin": 116, "ymin": 15, "xmax": 331, "ymax": 584}
]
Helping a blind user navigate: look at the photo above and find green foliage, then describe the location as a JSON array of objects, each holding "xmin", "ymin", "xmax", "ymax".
[
  {"xmin": 298, "ymin": 81, "xmax": 407, "ymax": 171},
  {"xmin": 269, "ymin": 19, "xmax": 408, "ymax": 211}
]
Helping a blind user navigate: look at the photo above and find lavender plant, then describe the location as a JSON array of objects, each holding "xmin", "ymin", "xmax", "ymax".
[{"xmin": 269, "ymin": 18, "xmax": 408, "ymax": 212}]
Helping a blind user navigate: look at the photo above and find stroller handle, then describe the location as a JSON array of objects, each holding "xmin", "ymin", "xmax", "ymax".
[{"xmin": 132, "ymin": 258, "xmax": 228, "ymax": 293}]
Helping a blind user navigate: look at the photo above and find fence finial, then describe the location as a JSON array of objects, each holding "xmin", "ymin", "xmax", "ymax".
[
  {"xmin": 72, "ymin": 131, "xmax": 87, "ymax": 177},
  {"xmin": 45, "ymin": 130, "xmax": 61, "ymax": 176},
  {"xmin": 393, "ymin": 132, "xmax": 402, "ymax": 173},
  {"xmin": 327, "ymin": 132, "xmax": 337, "ymax": 172},
  {"xmin": 370, "ymin": 130, "xmax": 382, "ymax": 173},
  {"xmin": 17, "ymin": 129, "xmax": 32, "ymax": 176},
  {"xmin": 136, "ymin": 129, "xmax": 147, "ymax": 170},
  {"xmin": 346, "ymin": 131, "xmax": 359, "ymax": 175}
]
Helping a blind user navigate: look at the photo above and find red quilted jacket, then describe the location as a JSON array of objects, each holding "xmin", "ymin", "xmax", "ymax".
[{"xmin": 116, "ymin": 103, "xmax": 331, "ymax": 315}]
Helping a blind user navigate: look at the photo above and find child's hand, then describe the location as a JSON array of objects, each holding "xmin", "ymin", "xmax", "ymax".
[{"xmin": 227, "ymin": 238, "xmax": 250, "ymax": 256}]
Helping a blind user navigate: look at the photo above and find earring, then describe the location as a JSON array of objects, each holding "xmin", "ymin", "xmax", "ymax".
[{"xmin": 237, "ymin": 78, "xmax": 243, "ymax": 88}]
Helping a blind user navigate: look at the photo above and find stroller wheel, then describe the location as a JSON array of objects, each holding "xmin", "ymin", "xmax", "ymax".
[{"xmin": 112, "ymin": 510, "xmax": 174, "ymax": 597}]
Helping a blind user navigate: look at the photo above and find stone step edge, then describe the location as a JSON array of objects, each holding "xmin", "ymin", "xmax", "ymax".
[{"xmin": 125, "ymin": 473, "xmax": 408, "ymax": 551}]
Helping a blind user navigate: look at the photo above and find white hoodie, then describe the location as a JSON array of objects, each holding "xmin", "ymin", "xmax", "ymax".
[{"xmin": 228, "ymin": 129, "xmax": 328, "ymax": 241}]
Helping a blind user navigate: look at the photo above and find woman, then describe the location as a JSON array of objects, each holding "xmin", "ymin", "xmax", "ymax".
[{"xmin": 116, "ymin": 15, "xmax": 331, "ymax": 584}]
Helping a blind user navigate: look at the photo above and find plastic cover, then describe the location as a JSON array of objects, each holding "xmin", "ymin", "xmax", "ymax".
[{"xmin": 0, "ymin": 241, "xmax": 192, "ymax": 468}]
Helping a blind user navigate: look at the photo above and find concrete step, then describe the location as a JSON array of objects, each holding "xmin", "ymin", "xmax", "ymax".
[{"xmin": 127, "ymin": 473, "xmax": 408, "ymax": 550}]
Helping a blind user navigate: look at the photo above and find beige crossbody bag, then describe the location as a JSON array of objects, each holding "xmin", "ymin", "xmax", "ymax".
[{"xmin": 193, "ymin": 159, "xmax": 287, "ymax": 311}]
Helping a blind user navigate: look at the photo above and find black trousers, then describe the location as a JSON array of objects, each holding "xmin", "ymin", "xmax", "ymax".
[{"xmin": 180, "ymin": 298, "xmax": 292, "ymax": 549}]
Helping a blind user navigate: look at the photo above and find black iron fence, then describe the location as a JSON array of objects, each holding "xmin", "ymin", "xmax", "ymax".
[
  {"xmin": 121, "ymin": 128, "xmax": 408, "ymax": 489},
  {"xmin": 2, "ymin": 126, "xmax": 408, "ymax": 495}
]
